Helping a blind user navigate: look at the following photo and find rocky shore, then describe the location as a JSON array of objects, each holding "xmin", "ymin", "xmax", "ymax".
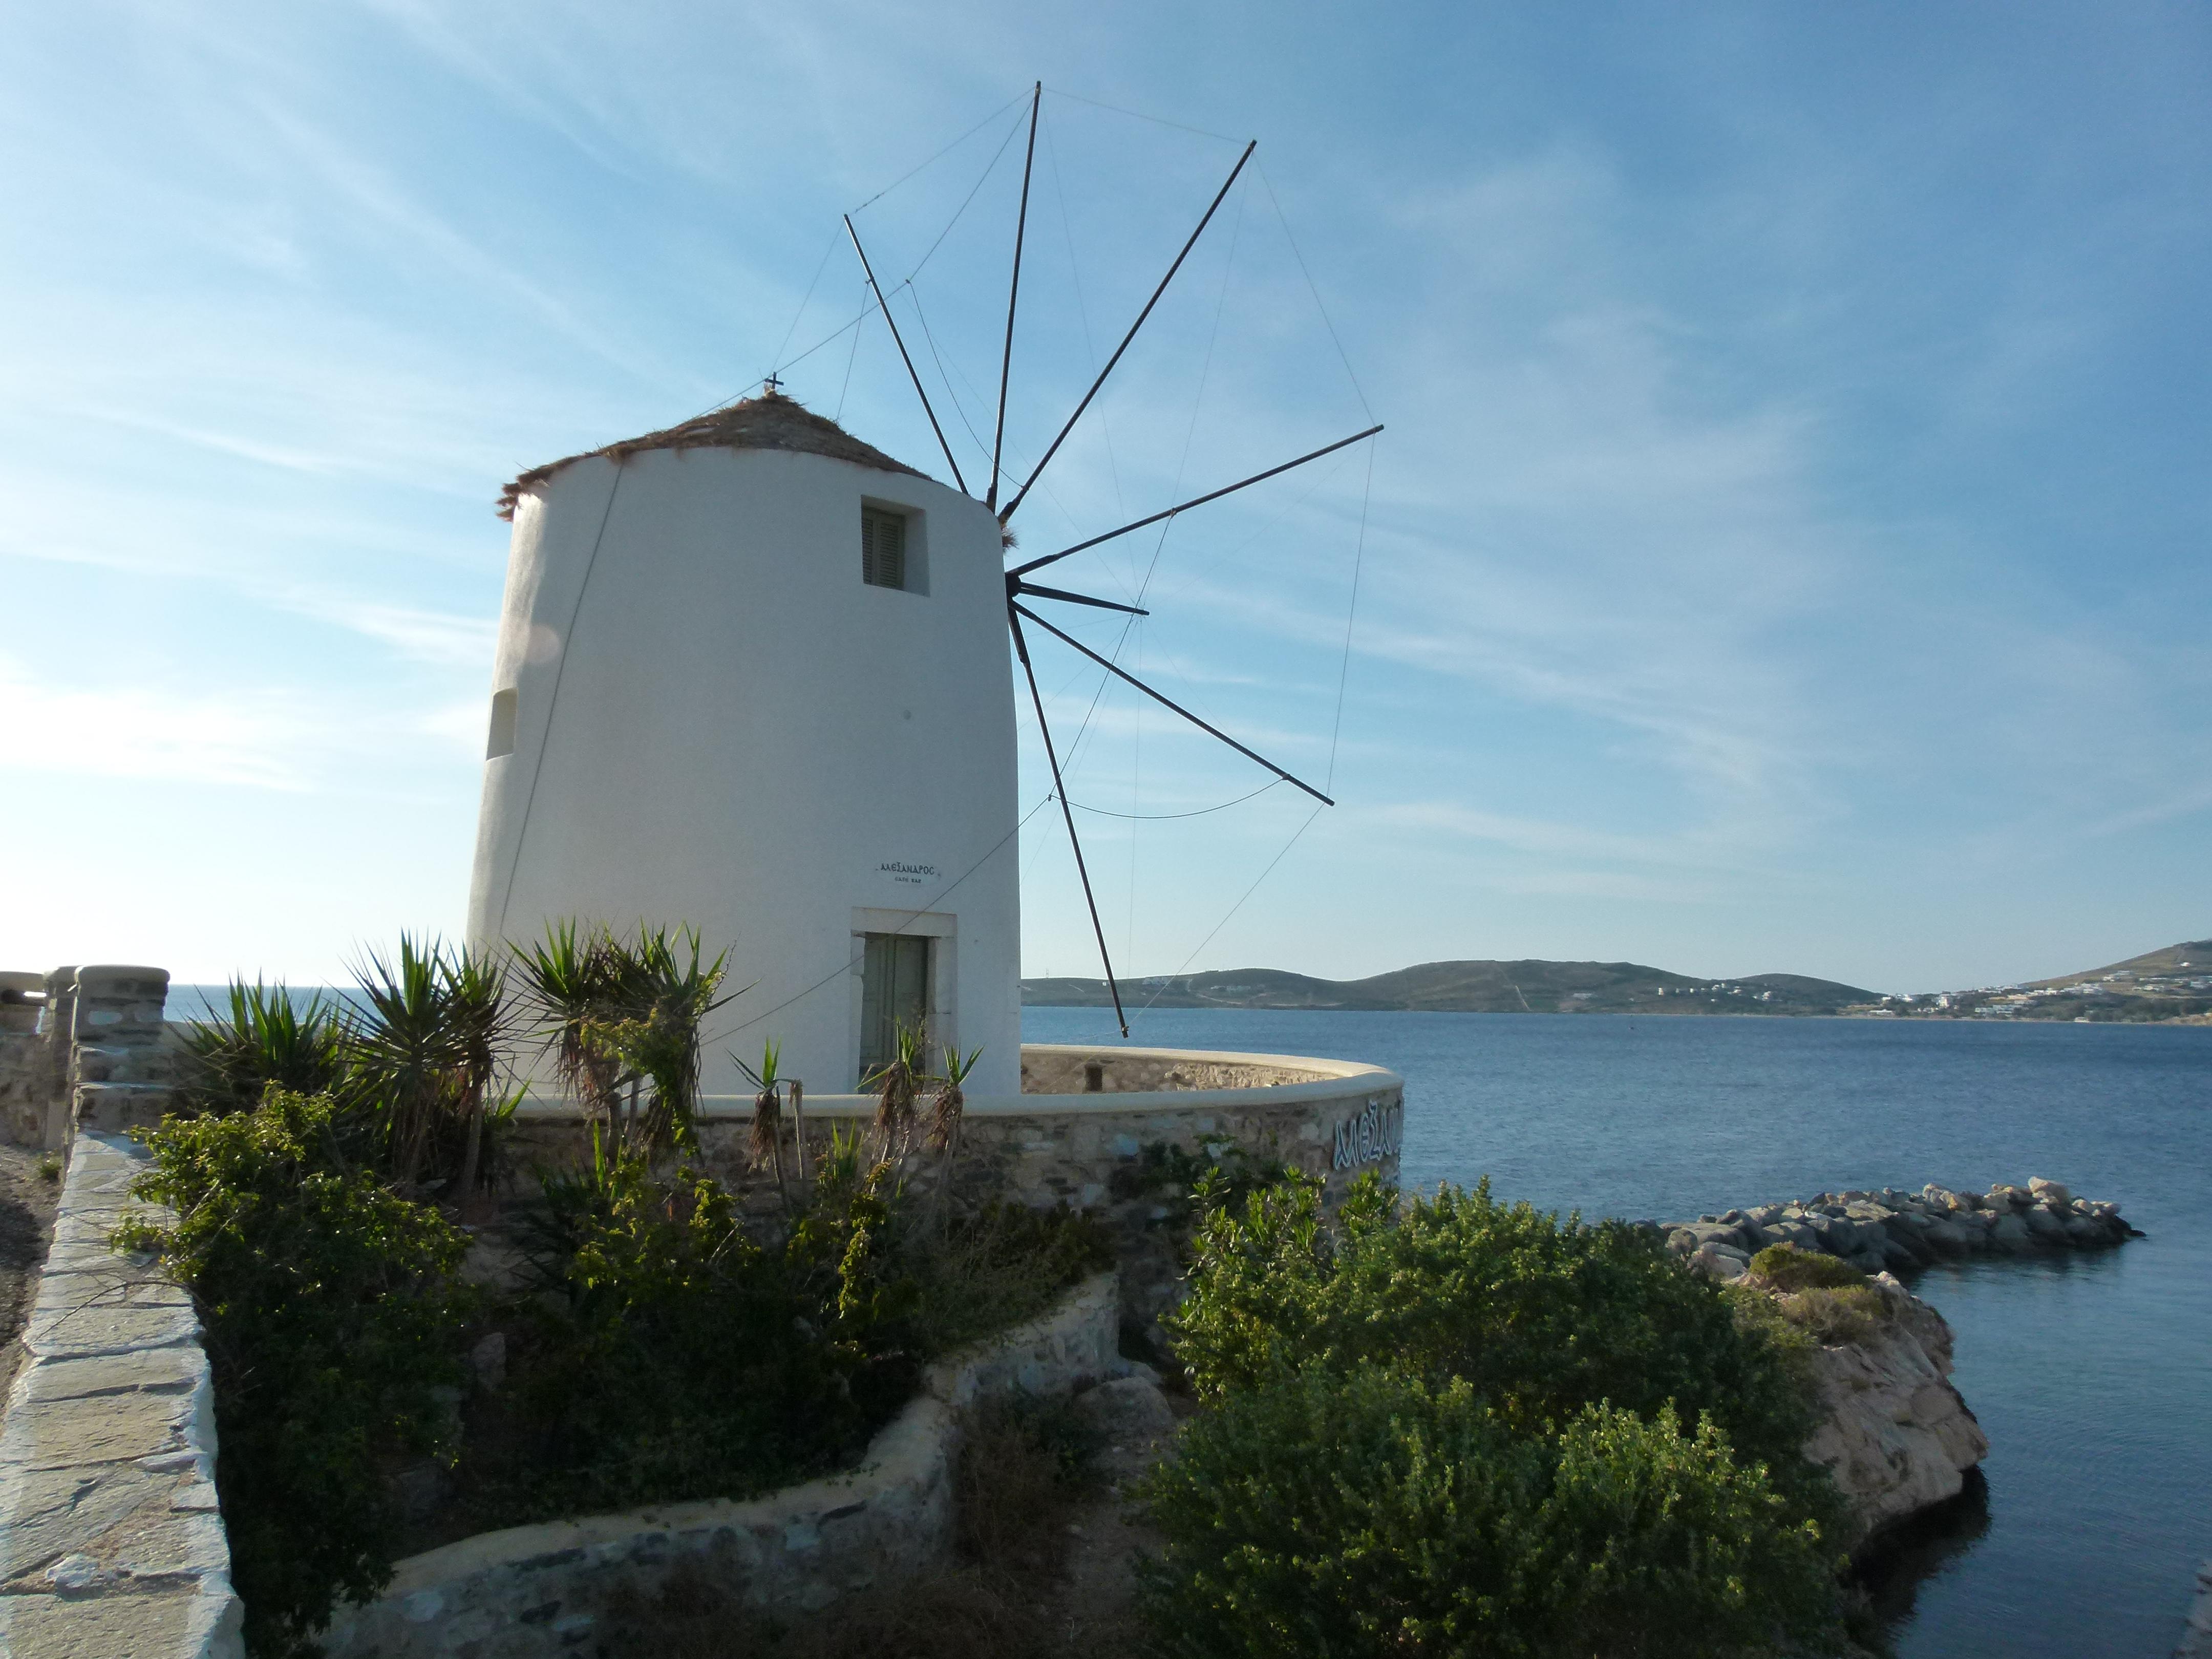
[{"xmin": 1654, "ymin": 1177, "xmax": 2138, "ymax": 1282}]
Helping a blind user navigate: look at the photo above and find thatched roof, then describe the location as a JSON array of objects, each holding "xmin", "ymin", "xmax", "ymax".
[{"xmin": 497, "ymin": 390, "xmax": 925, "ymax": 520}]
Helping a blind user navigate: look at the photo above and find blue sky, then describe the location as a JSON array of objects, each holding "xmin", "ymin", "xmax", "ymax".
[{"xmin": 4, "ymin": 2, "xmax": 2207, "ymax": 995}]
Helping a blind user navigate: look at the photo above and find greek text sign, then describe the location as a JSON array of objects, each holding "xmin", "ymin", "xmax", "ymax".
[
  {"xmin": 1331, "ymin": 1097, "xmax": 1403, "ymax": 1171},
  {"xmin": 875, "ymin": 859, "xmax": 941, "ymax": 890}
]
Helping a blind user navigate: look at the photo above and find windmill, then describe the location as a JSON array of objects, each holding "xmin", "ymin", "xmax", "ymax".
[{"xmin": 841, "ymin": 84, "xmax": 1382, "ymax": 1035}]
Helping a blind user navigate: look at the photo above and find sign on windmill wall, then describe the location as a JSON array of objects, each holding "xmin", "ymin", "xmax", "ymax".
[{"xmin": 874, "ymin": 858, "xmax": 942, "ymax": 891}]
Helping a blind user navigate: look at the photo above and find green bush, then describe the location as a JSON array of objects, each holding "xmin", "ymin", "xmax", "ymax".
[
  {"xmin": 481, "ymin": 1134, "xmax": 1109, "ymax": 1522},
  {"xmin": 115, "ymin": 1091, "xmax": 475, "ymax": 1658},
  {"xmin": 1749, "ymin": 1243, "xmax": 1866, "ymax": 1291},
  {"xmin": 1140, "ymin": 1366, "xmax": 1838, "ymax": 1659},
  {"xmin": 490, "ymin": 1135, "xmax": 916, "ymax": 1519},
  {"xmin": 1148, "ymin": 1173, "xmax": 1852, "ymax": 1654},
  {"xmin": 1169, "ymin": 1174, "xmax": 1821, "ymax": 1482}
]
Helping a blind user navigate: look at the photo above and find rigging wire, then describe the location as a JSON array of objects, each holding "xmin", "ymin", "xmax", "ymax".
[
  {"xmin": 834, "ymin": 288, "xmax": 867, "ymax": 422},
  {"xmin": 1256, "ymin": 161, "xmax": 1373, "ymax": 422},
  {"xmin": 1069, "ymin": 780, "xmax": 1283, "ymax": 819},
  {"xmin": 1042, "ymin": 86, "xmax": 1241, "ymax": 145},
  {"xmin": 1041, "ymin": 105, "xmax": 1128, "ymax": 525},
  {"xmin": 1133, "ymin": 802, "xmax": 1326, "ymax": 1021},
  {"xmin": 1054, "ymin": 171, "xmax": 1249, "ymax": 787},
  {"xmin": 898, "ymin": 106, "xmax": 1028, "ymax": 286},
  {"xmin": 770, "ymin": 231, "xmax": 840, "ymax": 378},
  {"xmin": 905, "ymin": 283, "xmax": 993, "ymax": 461},
  {"xmin": 708, "ymin": 792, "xmax": 1057, "ymax": 1053},
  {"xmin": 850, "ymin": 90, "xmax": 1033, "ymax": 216},
  {"xmin": 1325, "ymin": 439, "xmax": 1376, "ymax": 794}
]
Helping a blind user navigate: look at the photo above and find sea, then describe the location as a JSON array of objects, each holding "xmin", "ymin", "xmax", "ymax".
[{"xmin": 1022, "ymin": 1005, "xmax": 2212, "ymax": 1657}]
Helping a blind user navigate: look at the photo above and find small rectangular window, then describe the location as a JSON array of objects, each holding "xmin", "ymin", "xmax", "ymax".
[
  {"xmin": 486, "ymin": 688, "xmax": 518, "ymax": 759},
  {"xmin": 861, "ymin": 506, "xmax": 907, "ymax": 590}
]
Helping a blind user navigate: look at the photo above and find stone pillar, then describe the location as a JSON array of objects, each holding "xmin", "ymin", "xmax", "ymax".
[
  {"xmin": 0, "ymin": 972, "xmax": 49, "ymax": 1146},
  {"xmin": 65, "ymin": 967, "xmax": 178, "ymax": 1144},
  {"xmin": 37, "ymin": 969, "xmax": 78, "ymax": 1150}
]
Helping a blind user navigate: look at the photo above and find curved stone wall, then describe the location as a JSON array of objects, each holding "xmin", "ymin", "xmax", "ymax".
[{"xmin": 319, "ymin": 1273, "xmax": 1120, "ymax": 1659}]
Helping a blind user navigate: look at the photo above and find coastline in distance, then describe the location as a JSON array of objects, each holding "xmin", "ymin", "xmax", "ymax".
[{"xmin": 1020, "ymin": 939, "xmax": 2212, "ymax": 1022}]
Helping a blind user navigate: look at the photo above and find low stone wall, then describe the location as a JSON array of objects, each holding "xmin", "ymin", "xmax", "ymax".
[
  {"xmin": 0, "ymin": 1132, "xmax": 242, "ymax": 1658},
  {"xmin": 1656, "ymin": 1177, "xmax": 2136, "ymax": 1281},
  {"xmin": 320, "ymin": 1271, "xmax": 1121, "ymax": 1658}
]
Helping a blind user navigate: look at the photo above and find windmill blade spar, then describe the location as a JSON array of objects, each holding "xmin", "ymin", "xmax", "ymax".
[
  {"xmin": 1009, "ymin": 423, "xmax": 1382, "ymax": 580},
  {"xmin": 999, "ymin": 139, "xmax": 1258, "ymax": 525},
  {"xmin": 1011, "ymin": 580, "xmax": 1148, "ymax": 616},
  {"xmin": 1009, "ymin": 608, "xmax": 1130, "ymax": 1036},
  {"xmin": 1010, "ymin": 601, "xmax": 1334, "ymax": 806}
]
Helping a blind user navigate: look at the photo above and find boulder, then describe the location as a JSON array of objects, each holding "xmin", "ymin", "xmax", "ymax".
[
  {"xmin": 1988, "ymin": 1213, "xmax": 2032, "ymax": 1251},
  {"xmin": 1689, "ymin": 1245, "xmax": 1747, "ymax": 1282},
  {"xmin": 1923, "ymin": 1219, "xmax": 1972, "ymax": 1256},
  {"xmin": 2028, "ymin": 1178, "xmax": 2072, "ymax": 1208},
  {"xmin": 1846, "ymin": 1248, "xmax": 1887, "ymax": 1277},
  {"xmin": 2022, "ymin": 1204, "xmax": 2067, "ymax": 1241},
  {"xmin": 1988, "ymin": 1183, "xmax": 2033, "ymax": 1211},
  {"xmin": 2062, "ymin": 1215, "xmax": 2108, "ymax": 1247},
  {"xmin": 1803, "ymin": 1214, "xmax": 1861, "ymax": 1254},
  {"xmin": 1799, "ymin": 1273, "xmax": 1988, "ymax": 1541},
  {"xmin": 1880, "ymin": 1236, "xmax": 1925, "ymax": 1273}
]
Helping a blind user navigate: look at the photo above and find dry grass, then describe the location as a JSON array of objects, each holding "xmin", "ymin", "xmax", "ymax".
[
  {"xmin": 1747, "ymin": 1242, "xmax": 1868, "ymax": 1292},
  {"xmin": 592, "ymin": 1397, "xmax": 1096, "ymax": 1659},
  {"xmin": 1778, "ymin": 1284, "xmax": 1891, "ymax": 1345}
]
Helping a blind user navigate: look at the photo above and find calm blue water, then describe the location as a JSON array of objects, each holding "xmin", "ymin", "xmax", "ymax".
[{"xmin": 1023, "ymin": 1006, "xmax": 2212, "ymax": 1656}]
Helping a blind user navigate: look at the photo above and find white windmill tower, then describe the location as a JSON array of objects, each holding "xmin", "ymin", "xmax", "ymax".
[
  {"xmin": 466, "ymin": 393, "xmax": 1021, "ymax": 1097},
  {"xmin": 465, "ymin": 86, "xmax": 1377, "ymax": 1098}
]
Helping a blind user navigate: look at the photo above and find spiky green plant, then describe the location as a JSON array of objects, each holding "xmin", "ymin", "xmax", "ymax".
[
  {"xmin": 735, "ymin": 1039, "xmax": 789, "ymax": 1213},
  {"xmin": 864, "ymin": 1019, "xmax": 929, "ymax": 1166},
  {"xmin": 347, "ymin": 936, "xmax": 514, "ymax": 1194},
  {"xmin": 179, "ymin": 980, "xmax": 348, "ymax": 1116},
  {"xmin": 926, "ymin": 1041, "xmax": 984, "ymax": 1227},
  {"xmin": 513, "ymin": 922, "xmax": 625, "ymax": 1118},
  {"xmin": 516, "ymin": 922, "xmax": 735, "ymax": 1161}
]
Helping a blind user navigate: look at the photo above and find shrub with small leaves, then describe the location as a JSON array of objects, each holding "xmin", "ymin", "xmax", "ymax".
[
  {"xmin": 115, "ymin": 1090, "xmax": 475, "ymax": 1658},
  {"xmin": 1150, "ymin": 1172, "xmax": 1853, "ymax": 1655},
  {"xmin": 1141, "ymin": 1366, "xmax": 1839, "ymax": 1659}
]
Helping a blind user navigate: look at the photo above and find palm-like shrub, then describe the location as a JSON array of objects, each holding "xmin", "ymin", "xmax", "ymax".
[
  {"xmin": 179, "ymin": 980, "xmax": 348, "ymax": 1115},
  {"xmin": 514, "ymin": 923, "xmax": 733, "ymax": 1158},
  {"xmin": 348, "ymin": 935, "xmax": 514, "ymax": 1194}
]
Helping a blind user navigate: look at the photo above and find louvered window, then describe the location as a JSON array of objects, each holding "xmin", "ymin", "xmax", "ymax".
[
  {"xmin": 859, "ymin": 932, "xmax": 929, "ymax": 1084},
  {"xmin": 861, "ymin": 506, "xmax": 907, "ymax": 590}
]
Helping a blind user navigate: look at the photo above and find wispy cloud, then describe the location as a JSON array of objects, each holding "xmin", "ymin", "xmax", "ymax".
[{"xmin": 0, "ymin": 653, "xmax": 314, "ymax": 791}]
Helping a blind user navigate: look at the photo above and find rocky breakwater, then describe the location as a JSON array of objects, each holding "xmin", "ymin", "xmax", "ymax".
[
  {"xmin": 1657, "ymin": 1176, "xmax": 2138, "ymax": 1285},
  {"xmin": 1644, "ymin": 1179, "xmax": 2134, "ymax": 1543}
]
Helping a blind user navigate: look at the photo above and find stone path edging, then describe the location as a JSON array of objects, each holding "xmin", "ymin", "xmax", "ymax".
[
  {"xmin": 321, "ymin": 1269, "xmax": 1120, "ymax": 1658},
  {"xmin": 0, "ymin": 1131, "xmax": 242, "ymax": 1659}
]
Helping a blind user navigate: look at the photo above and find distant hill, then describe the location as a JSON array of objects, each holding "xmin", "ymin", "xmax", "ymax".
[
  {"xmin": 2026, "ymin": 939, "xmax": 2212, "ymax": 990},
  {"xmin": 1021, "ymin": 959, "xmax": 1882, "ymax": 1016},
  {"xmin": 1887, "ymin": 938, "xmax": 2212, "ymax": 1024}
]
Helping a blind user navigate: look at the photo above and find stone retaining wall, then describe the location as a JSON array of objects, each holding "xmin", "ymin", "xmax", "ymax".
[
  {"xmin": 320, "ymin": 1271, "xmax": 1121, "ymax": 1658},
  {"xmin": 0, "ymin": 1132, "xmax": 242, "ymax": 1658}
]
